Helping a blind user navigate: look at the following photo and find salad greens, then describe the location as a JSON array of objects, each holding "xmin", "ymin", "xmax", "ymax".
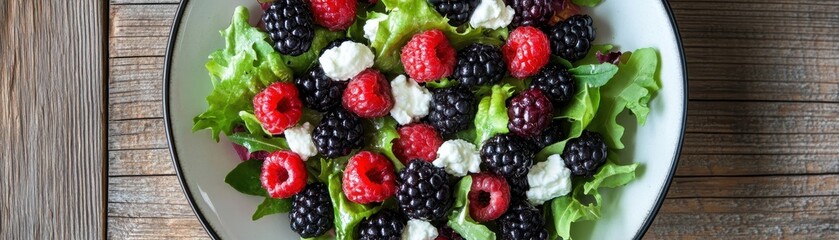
[
  {"xmin": 363, "ymin": 117, "xmax": 404, "ymax": 170},
  {"xmin": 225, "ymin": 160, "xmax": 268, "ymax": 197},
  {"xmin": 473, "ymin": 84, "xmax": 515, "ymax": 146},
  {"xmin": 448, "ymin": 176, "xmax": 497, "ymax": 240}
]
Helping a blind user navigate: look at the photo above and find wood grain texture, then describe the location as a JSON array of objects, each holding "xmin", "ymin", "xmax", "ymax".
[
  {"xmin": 1, "ymin": 0, "xmax": 107, "ymax": 239},
  {"xmin": 106, "ymin": 0, "xmax": 839, "ymax": 239}
]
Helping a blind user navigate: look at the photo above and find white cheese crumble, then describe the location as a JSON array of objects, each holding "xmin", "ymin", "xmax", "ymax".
[
  {"xmin": 469, "ymin": 0, "xmax": 515, "ymax": 29},
  {"xmin": 433, "ymin": 139, "xmax": 481, "ymax": 177},
  {"xmin": 389, "ymin": 75, "xmax": 432, "ymax": 125},
  {"xmin": 526, "ymin": 154, "xmax": 572, "ymax": 205},
  {"xmin": 401, "ymin": 219, "xmax": 438, "ymax": 240},
  {"xmin": 283, "ymin": 122, "xmax": 317, "ymax": 161},
  {"xmin": 318, "ymin": 41, "xmax": 375, "ymax": 81},
  {"xmin": 363, "ymin": 14, "xmax": 388, "ymax": 43}
]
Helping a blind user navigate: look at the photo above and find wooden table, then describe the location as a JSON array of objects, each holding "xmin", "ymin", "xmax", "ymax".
[{"xmin": 2, "ymin": 0, "xmax": 838, "ymax": 239}]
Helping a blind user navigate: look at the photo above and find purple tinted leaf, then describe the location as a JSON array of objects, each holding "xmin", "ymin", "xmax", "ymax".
[{"xmin": 596, "ymin": 51, "xmax": 623, "ymax": 65}]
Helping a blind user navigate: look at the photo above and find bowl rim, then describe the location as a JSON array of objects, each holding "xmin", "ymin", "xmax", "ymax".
[{"xmin": 162, "ymin": 1, "xmax": 688, "ymax": 239}]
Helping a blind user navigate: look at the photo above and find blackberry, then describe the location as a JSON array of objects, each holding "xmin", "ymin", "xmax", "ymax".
[
  {"xmin": 497, "ymin": 202, "xmax": 549, "ymax": 240},
  {"xmin": 428, "ymin": 0, "xmax": 480, "ymax": 26},
  {"xmin": 547, "ymin": 15, "xmax": 596, "ymax": 62},
  {"xmin": 427, "ymin": 87, "xmax": 476, "ymax": 135},
  {"xmin": 530, "ymin": 64, "xmax": 576, "ymax": 106},
  {"xmin": 437, "ymin": 226, "xmax": 465, "ymax": 240},
  {"xmin": 396, "ymin": 160, "xmax": 453, "ymax": 221},
  {"xmin": 289, "ymin": 183, "xmax": 334, "ymax": 238},
  {"xmin": 528, "ymin": 121, "xmax": 565, "ymax": 151},
  {"xmin": 358, "ymin": 210, "xmax": 405, "ymax": 240},
  {"xmin": 319, "ymin": 38, "xmax": 351, "ymax": 55},
  {"xmin": 452, "ymin": 43, "xmax": 506, "ymax": 87},
  {"xmin": 562, "ymin": 130, "xmax": 608, "ymax": 177},
  {"xmin": 506, "ymin": 175, "xmax": 529, "ymax": 199},
  {"xmin": 312, "ymin": 109, "xmax": 364, "ymax": 158},
  {"xmin": 263, "ymin": 0, "xmax": 315, "ymax": 56},
  {"xmin": 480, "ymin": 134, "xmax": 535, "ymax": 178},
  {"xmin": 507, "ymin": 89, "xmax": 553, "ymax": 137},
  {"xmin": 295, "ymin": 65, "xmax": 347, "ymax": 112},
  {"xmin": 507, "ymin": 0, "xmax": 553, "ymax": 27}
]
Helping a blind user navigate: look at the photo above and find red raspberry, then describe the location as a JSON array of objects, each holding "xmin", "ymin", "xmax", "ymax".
[
  {"xmin": 261, "ymin": 151, "xmax": 308, "ymax": 199},
  {"xmin": 502, "ymin": 26, "xmax": 551, "ymax": 78},
  {"xmin": 343, "ymin": 151, "xmax": 398, "ymax": 203},
  {"xmin": 254, "ymin": 82, "xmax": 303, "ymax": 135},
  {"xmin": 310, "ymin": 0, "xmax": 357, "ymax": 31},
  {"xmin": 400, "ymin": 29, "xmax": 457, "ymax": 82},
  {"xmin": 468, "ymin": 172, "xmax": 511, "ymax": 222},
  {"xmin": 342, "ymin": 69, "xmax": 394, "ymax": 118},
  {"xmin": 392, "ymin": 123, "xmax": 443, "ymax": 165}
]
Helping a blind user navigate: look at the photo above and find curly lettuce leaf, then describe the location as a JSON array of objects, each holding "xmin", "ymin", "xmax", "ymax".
[
  {"xmin": 328, "ymin": 170, "xmax": 381, "ymax": 240},
  {"xmin": 225, "ymin": 160, "xmax": 267, "ymax": 197},
  {"xmin": 572, "ymin": 0, "xmax": 603, "ymax": 7},
  {"xmin": 193, "ymin": 6, "xmax": 293, "ymax": 140},
  {"xmin": 252, "ymin": 197, "xmax": 292, "ymax": 220},
  {"xmin": 281, "ymin": 27, "xmax": 346, "ymax": 75},
  {"xmin": 227, "ymin": 132, "xmax": 289, "ymax": 153},
  {"xmin": 588, "ymin": 48, "xmax": 661, "ymax": 149},
  {"xmin": 473, "ymin": 84, "xmax": 515, "ymax": 146},
  {"xmin": 363, "ymin": 117, "xmax": 403, "ymax": 170},
  {"xmin": 575, "ymin": 45, "xmax": 614, "ymax": 66},
  {"xmin": 239, "ymin": 111, "xmax": 271, "ymax": 136},
  {"xmin": 448, "ymin": 176, "xmax": 496, "ymax": 240},
  {"xmin": 537, "ymin": 84, "xmax": 600, "ymax": 160},
  {"xmin": 569, "ymin": 63, "xmax": 618, "ymax": 88}
]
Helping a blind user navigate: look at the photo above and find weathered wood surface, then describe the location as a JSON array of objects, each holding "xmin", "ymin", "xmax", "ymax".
[
  {"xmin": 107, "ymin": 0, "xmax": 839, "ymax": 239},
  {"xmin": 1, "ymin": 0, "xmax": 107, "ymax": 239}
]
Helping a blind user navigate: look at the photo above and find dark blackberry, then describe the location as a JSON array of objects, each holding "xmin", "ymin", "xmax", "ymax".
[
  {"xmin": 358, "ymin": 210, "xmax": 405, "ymax": 240},
  {"xmin": 396, "ymin": 160, "xmax": 453, "ymax": 221},
  {"xmin": 507, "ymin": 89, "xmax": 553, "ymax": 137},
  {"xmin": 289, "ymin": 183, "xmax": 334, "ymax": 238},
  {"xmin": 507, "ymin": 0, "xmax": 553, "ymax": 28},
  {"xmin": 547, "ymin": 15, "xmax": 596, "ymax": 62},
  {"xmin": 437, "ymin": 226, "xmax": 465, "ymax": 240},
  {"xmin": 452, "ymin": 43, "xmax": 506, "ymax": 87},
  {"xmin": 312, "ymin": 109, "xmax": 364, "ymax": 158},
  {"xmin": 562, "ymin": 130, "xmax": 608, "ymax": 177},
  {"xmin": 295, "ymin": 65, "xmax": 347, "ymax": 112},
  {"xmin": 263, "ymin": 0, "xmax": 315, "ymax": 56},
  {"xmin": 428, "ymin": 0, "xmax": 480, "ymax": 26},
  {"xmin": 427, "ymin": 87, "xmax": 476, "ymax": 135},
  {"xmin": 530, "ymin": 64, "xmax": 576, "ymax": 106},
  {"xmin": 319, "ymin": 38, "xmax": 351, "ymax": 55},
  {"xmin": 505, "ymin": 175, "xmax": 529, "ymax": 199},
  {"xmin": 480, "ymin": 134, "xmax": 535, "ymax": 178},
  {"xmin": 528, "ymin": 121, "xmax": 565, "ymax": 151},
  {"xmin": 497, "ymin": 202, "xmax": 549, "ymax": 240}
]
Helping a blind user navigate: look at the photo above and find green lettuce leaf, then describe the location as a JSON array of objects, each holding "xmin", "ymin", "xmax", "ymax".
[
  {"xmin": 425, "ymin": 78, "xmax": 459, "ymax": 89},
  {"xmin": 225, "ymin": 160, "xmax": 267, "ymax": 197},
  {"xmin": 363, "ymin": 117, "xmax": 403, "ymax": 170},
  {"xmin": 227, "ymin": 132, "xmax": 289, "ymax": 153},
  {"xmin": 447, "ymin": 176, "xmax": 496, "ymax": 240},
  {"xmin": 536, "ymin": 84, "xmax": 600, "ymax": 160},
  {"xmin": 252, "ymin": 197, "xmax": 292, "ymax": 220},
  {"xmin": 280, "ymin": 27, "xmax": 346, "ymax": 75},
  {"xmin": 473, "ymin": 84, "xmax": 515, "ymax": 146},
  {"xmin": 572, "ymin": 0, "xmax": 603, "ymax": 7},
  {"xmin": 239, "ymin": 111, "xmax": 271, "ymax": 135},
  {"xmin": 193, "ymin": 6, "xmax": 293, "ymax": 140},
  {"xmin": 588, "ymin": 48, "xmax": 660, "ymax": 149},
  {"xmin": 569, "ymin": 63, "xmax": 618, "ymax": 88},
  {"xmin": 328, "ymin": 170, "xmax": 381, "ymax": 240},
  {"xmin": 576, "ymin": 45, "xmax": 613, "ymax": 65}
]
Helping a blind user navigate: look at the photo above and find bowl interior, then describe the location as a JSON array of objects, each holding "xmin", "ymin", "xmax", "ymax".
[{"xmin": 165, "ymin": 0, "xmax": 686, "ymax": 239}]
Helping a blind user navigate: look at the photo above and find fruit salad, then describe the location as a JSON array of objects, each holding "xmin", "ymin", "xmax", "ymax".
[{"xmin": 193, "ymin": 0, "xmax": 661, "ymax": 239}]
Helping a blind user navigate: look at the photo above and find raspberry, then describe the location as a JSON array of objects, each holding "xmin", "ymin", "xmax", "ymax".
[
  {"xmin": 358, "ymin": 210, "xmax": 406, "ymax": 240},
  {"xmin": 480, "ymin": 134, "xmax": 535, "ymax": 178},
  {"xmin": 260, "ymin": 151, "xmax": 307, "ymax": 199},
  {"xmin": 452, "ymin": 43, "xmax": 506, "ymax": 87},
  {"xmin": 502, "ymin": 26, "xmax": 551, "ymax": 78},
  {"xmin": 263, "ymin": 0, "xmax": 315, "ymax": 56},
  {"xmin": 253, "ymin": 82, "xmax": 303, "ymax": 135},
  {"xmin": 435, "ymin": 226, "xmax": 464, "ymax": 240},
  {"xmin": 427, "ymin": 87, "xmax": 476, "ymax": 135},
  {"xmin": 562, "ymin": 130, "xmax": 607, "ymax": 177},
  {"xmin": 530, "ymin": 64, "xmax": 576, "ymax": 106},
  {"xmin": 507, "ymin": 0, "xmax": 553, "ymax": 27},
  {"xmin": 528, "ymin": 120, "xmax": 565, "ymax": 151},
  {"xmin": 343, "ymin": 69, "xmax": 395, "ymax": 118},
  {"xmin": 392, "ymin": 123, "xmax": 444, "ymax": 165},
  {"xmin": 401, "ymin": 29, "xmax": 457, "ymax": 82},
  {"xmin": 343, "ymin": 151, "xmax": 398, "ymax": 203},
  {"xmin": 428, "ymin": 0, "xmax": 480, "ymax": 26},
  {"xmin": 396, "ymin": 160, "xmax": 453, "ymax": 221},
  {"xmin": 468, "ymin": 172, "xmax": 511, "ymax": 222},
  {"xmin": 497, "ymin": 202, "xmax": 549, "ymax": 240},
  {"xmin": 295, "ymin": 65, "xmax": 347, "ymax": 112},
  {"xmin": 289, "ymin": 183, "xmax": 334, "ymax": 238},
  {"xmin": 312, "ymin": 109, "xmax": 365, "ymax": 158},
  {"xmin": 547, "ymin": 14, "xmax": 596, "ymax": 62},
  {"xmin": 505, "ymin": 175, "xmax": 529, "ymax": 199},
  {"xmin": 507, "ymin": 88, "xmax": 553, "ymax": 137},
  {"xmin": 310, "ymin": 0, "xmax": 357, "ymax": 31}
]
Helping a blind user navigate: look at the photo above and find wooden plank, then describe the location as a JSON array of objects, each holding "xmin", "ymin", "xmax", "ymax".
[
  {"xmin": 0, "ymin": 0, "xmax": 106, "ymax": 239},
  {"xmin": 108, "ymin": 4, "xmax": 176, "ymax": 58},
  {"xmin": 682, "ymin": 133, "xmax": 839, "ymax": 155},
  {"xmin": 109, "ymin": 149, "xmax": 175, "ymax": 176},
  {"xmin": 108, "ymin": 217, "xmax": 209, "ymax": 239},
  {"xmin": 112, "ymin": 0, "xmax": 180, "ymax": 4},
  {"xmin": 108, "ymin": 118, "xmax": 168, "ymax": 150},
  {"xmin": 676, "ymin": 154, "xmax": 839, "ymax": 176},
  {"xmin": 686, "ymin": 101, "xmax": 839, "ymax": 134},
  {"xmin": 110, "ymin": 57, "xmax": 164, "ymax": 120},
  {"xmin": 668, "ymin": 175, "xmax": 839, "ymax": 198}
]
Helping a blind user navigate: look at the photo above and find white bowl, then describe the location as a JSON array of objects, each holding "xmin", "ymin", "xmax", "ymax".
[{"xmin": 164, "ymin": 0, "xmax": 687, "ymax": 239}]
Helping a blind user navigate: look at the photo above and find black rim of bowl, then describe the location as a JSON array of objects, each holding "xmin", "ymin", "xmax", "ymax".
[{"xmin": 162, "ymin": 1, "xmax": 688, "ymax": 239}]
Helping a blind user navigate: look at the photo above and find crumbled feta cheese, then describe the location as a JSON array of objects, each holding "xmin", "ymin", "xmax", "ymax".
[
  {"xmin": 433, "ymin": 139, "xmax": 481, "ymax": 177},
  {"xmin": 364, "ymin": 14, "xmax": 388, "ymax": 43},
  {"xmin": 526, "ymin": 154, "xmax": 573, "ymax": 205},
  {"xmin": 283, "ymin": 122, "xmax": 317, "ymax": 161},
  {"xmin": 389, "ymin": 75, "xmax": 432, "ymax": 125},
  {"xmin": 469, "ymin": 0, "xmax": 515, "ymax": 29},
  {"xmin": 318, "ymin": 41, "xmax": 375, "ymax": 81},
  {"xmin": 401, "ymin": 219, "xmax": 438, "ymax": 240}
]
